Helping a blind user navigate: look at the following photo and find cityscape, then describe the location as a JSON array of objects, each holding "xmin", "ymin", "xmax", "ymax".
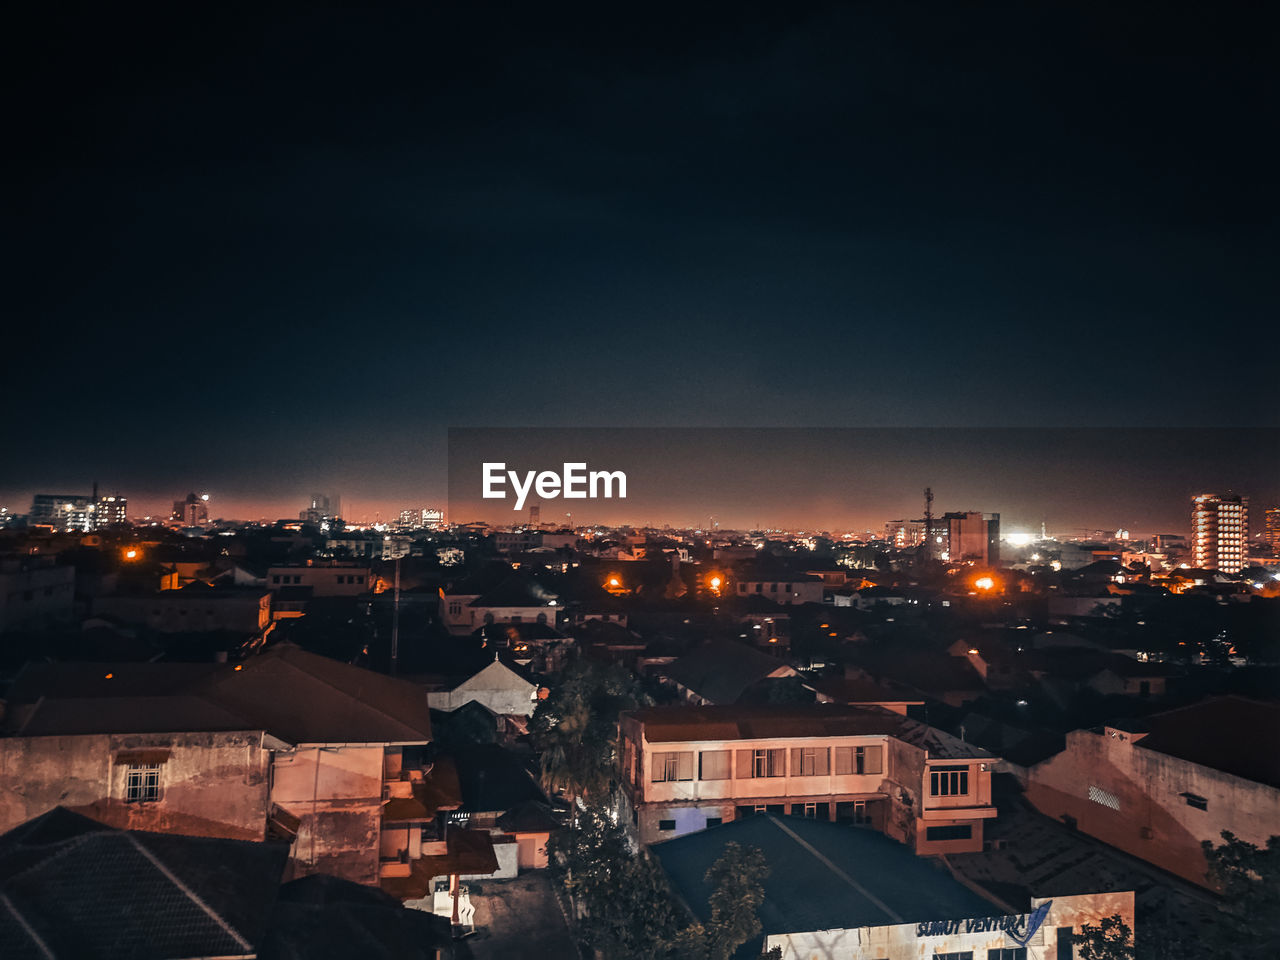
[{"xmin": 5, "ymin": 2, "xmax": 1278, "ymax": 959}]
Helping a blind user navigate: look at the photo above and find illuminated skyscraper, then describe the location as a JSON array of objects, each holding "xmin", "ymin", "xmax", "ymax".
[
  {"xmin": 1191, "ymin": 494, "xmax": 1248, "ymax": 573},
  {"xmin": 1264, "ymin": 507, "xmax": 1280, "ymax": 555}
]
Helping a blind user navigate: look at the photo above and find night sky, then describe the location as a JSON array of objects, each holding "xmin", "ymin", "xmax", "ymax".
[{"xmin": 6, "ymin": 2, "xmax": 1277, "ymax": 523}]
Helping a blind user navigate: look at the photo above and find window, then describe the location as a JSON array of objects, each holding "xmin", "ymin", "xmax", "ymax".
[
  {"xmin": 1088, "ymin": 785, "xmax": 1120, "ymax": 811},
  {"xmin": 770, "ymin": 583, "xmax": 778, "ymax": 593},
  {"xmin": 706, "ymin": 817, "xmax": 722, "ymax": 828},
  {"xmin": 988, "ymin": 951, "xmax": 1026, "ymax": 960},
  {"xmin": 1056, "ymin": 927, "xmax": 1074, "ymax": 959},
  {"xmin": 935, "ymin": 953, "xmax": 972, "ymax": 960},
  {"xmin": 791, "ymin": 802, "xmax": 822, "ymax": 819},
  {"xmin": 125, "ymin": 764, "xmax": 162, "ymax": 803},
  {"xmin": 834, "ymin": 744, "xmax": 883, "ymax": 775},
  {"xmin": 738, "ymin": 748, "xmax": 786, "ymax": 778},
  {"xmin": 272, "ymin": 575, "xmax": 281, "ymax": 584},
  {"xmin": 651, "ymin": 751, "xmax": 694, "ymax": 782},
  {"xmin": 789, "ymin": 746, "xmax": 829, "ymax": 776},
  {"xmin": 1182, "ymin": 792, "xmax": 1208, "ymax": 811},
  {"xmin": 658, "ymin": 819, "xmax": 676, "ymax": 832},
  {"xmin": 699, "ymin": 750, "xmax": 731, "ymax": 781},
  {"xmin": 930, "ymin": 765, "xmax": 969, "ymax": 796},
  {"xmin": 925, "ymin": 824, "xmax": 972, "ymax": 842}
]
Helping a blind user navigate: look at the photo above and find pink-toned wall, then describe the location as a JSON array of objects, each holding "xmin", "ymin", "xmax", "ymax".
[
  {"xmin": 271, "ymin": 744, "xmax": 387, "ymax": 885},
  {"xmin": 0, "ymin": 732, "xmax": 270, "ymax": 839},
  {"xmin": 1024, "ymin": 726, "xmax": 1280, "ymax": 887}
]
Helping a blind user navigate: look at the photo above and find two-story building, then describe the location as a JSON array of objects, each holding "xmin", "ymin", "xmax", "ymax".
[
  {"xmin": 266, "ymin": 562, "xmax": 371, "ymax": 597},
  {"xmin": 619, "ymin": 704, "xmax": 996, "ymax": 855},
  {"xmin": 733, "ymin": 574, "xmax": 825, "ymax": 605}
]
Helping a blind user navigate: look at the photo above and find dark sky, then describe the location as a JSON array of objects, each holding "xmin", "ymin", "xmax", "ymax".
[{"xmin": 5, "ymin": 2, "xmax": 1277, "ymax": 521}]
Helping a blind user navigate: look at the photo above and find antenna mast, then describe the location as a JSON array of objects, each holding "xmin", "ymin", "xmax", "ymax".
[{"xmin": 923, "ymin": 487, "xmax": 934, "ymax": 561}]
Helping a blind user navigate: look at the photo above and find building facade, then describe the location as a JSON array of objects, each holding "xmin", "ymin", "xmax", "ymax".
[
  {"xmin": 1020, "ymin": 698, "xmax": 1280, "ymax": 888},
  {"xmin": 619, "ymin": 705, "xmax": 996, "ymax": 854},
  {"xmin": 1191, "ymin": 493, "xmax": 1248, "ymax": 573}
]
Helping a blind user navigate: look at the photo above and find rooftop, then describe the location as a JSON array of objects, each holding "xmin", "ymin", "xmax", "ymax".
[
  {"xmin": 660, "ymin": 640, "xmax": 794, "ymax": 704},
  {"xmin": 653, "ymin": 814, "xmax": 998, "ymax": 954},
  {"xmin": 0, "ymin": 807, "xmax": 288, "ymax": 960},
  {"xmin": 5, "ymin": 643, "xmax": 434, "ymax": 745},
  {"xmin": 1133, "ymin": 696, "xmax": 1280, "ymax": 788}
]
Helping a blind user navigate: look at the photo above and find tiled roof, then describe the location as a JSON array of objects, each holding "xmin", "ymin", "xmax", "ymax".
[
  {"xmin": 5, "ymin": 644, "xmax": 433, "ymax": 745},
  {"xmin": 0, "ymin": 808, "xmax": 287, "ymax": 960},
  {"xmin": 661, "ymin": 640, "xmax": 794, "ymax": 704}
]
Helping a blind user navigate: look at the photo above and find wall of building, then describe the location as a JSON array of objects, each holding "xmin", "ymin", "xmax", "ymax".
[
  {"xmin": 1023, "ymin": 726, "xmax": 1280, "ymax": 887},
  {"xmin": 267, "ymin": 565, "xmax": 370, "ymax": 596},
  {"xmin": 624, "ymin": 730, "xmax": 984, "ymax": 852},
  {"xmin": 766, "ymin": 891, "xmax": 1135, "ymax": 960},
  {"xmin": 0, "ymin": 731, "xmax": 271, "ymax": 839},
  {"xmin": 92, "ymin": 592, "xmax": 270, "ymax": 633},
  {"xmin": 271, "ymin": 743, "xmax": 388, "ymax": 885},
  {"xmin": 0, "ymin": 562, "xmax": 75, "ymax": 633}
]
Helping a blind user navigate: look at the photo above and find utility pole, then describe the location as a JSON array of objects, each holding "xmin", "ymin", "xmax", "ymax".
[{"xmin": 390, "ymin": 556, "xmax": 401, "ymax": 675}]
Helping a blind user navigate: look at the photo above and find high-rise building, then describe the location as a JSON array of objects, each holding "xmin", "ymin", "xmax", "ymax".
[
  {"xmin": 30, "ymin": 495, "xmax": 94, "ymax": 532},
  {"xmin": 883, "ymin": 519, "xmax": 925, "ymax": 548},
  {"xmin": 939, "ymin": 511, "xmax": 1000, "ymax": 566},
  {"xmin": 1191, "ymin": 494, "xmax": 1248, "ymax": 573},
  {"xmin": 300, "ymin": 493, "xmax": 339, "ymax": 525},
  {"xmin": 172, "ymin": 493, "xmax": 210, "ymax": 526},
  {"xmin": 95, "ymin": 494, "xmax": 128, "ymax": 526},
  {"xmin": 1264, "ymin": 507, "xmax": 1280, "ymax": 555}
]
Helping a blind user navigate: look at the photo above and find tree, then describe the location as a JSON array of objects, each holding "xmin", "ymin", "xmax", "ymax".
[
  {"xmin": 1201, "ymin": 831, "xmax": 1280, "ymax": 959},
  {"xmin": 1077, "ymin": 914, "xmax": 1135, "ymax": 960},
  {"xmin": 547, "ymin": 809, "xmax": 775, "ymax": 960},
  {"xmin": 702, "ymin": 842, "xmax": 771, "ymax": 960},
  {"xmin": 529, "ymin": 657, "xmax": 643, "ymax": 800}
]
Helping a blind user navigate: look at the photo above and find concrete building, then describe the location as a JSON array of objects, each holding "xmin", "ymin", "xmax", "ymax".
[
  {"xmin": 1020, "ymin": 697, "xmax": 1280, "ymax": 888},
  {"xmin": 0, "ymin": 556, "xmax": 75, "ymax": 632},
  {"xmin": 266, "ymin": 562, "xmax": 371, "ymax": 596},
  {"xmin": 619, "ymin": 705, "xmax": 996, "ymax": 854},
  {"xmin": 93, "ymin": 586, "xmax": 272, "ymax": 634},
  {"xmin": 171, "ymin": 492, "xmax": 210, "ymax": 526},
  {"xmin": 1263, "ymin": 506, "xmax": 1280, "ymax": 554},
  {"xmin": 940, "ymin": 511, "xmax": 1001, "ymax": 566},
  {"xmin": 438, "ymin": 577, "xmax": 561, "ymax": 635},
  {"xmin": 650, "ymin": 813, "xmax": 1135, "ymax": 960},
  {"xmin": 1191, "ymin": 493, "xmax": 1248, "ymax": 573},
  {"xmin": 29, "ymin": 493, "xmax": 95, "ymax": 531},
  {"xmin": 733, "ymin": 573, "xmax": 825, "ymax": 605},
  {"xmin": 0, "ymin": 645, "xmax": 486, "ymax": 893},
  {"xmin": 883, "ymin": 519, "xmax": 925, "ymax": 548}
]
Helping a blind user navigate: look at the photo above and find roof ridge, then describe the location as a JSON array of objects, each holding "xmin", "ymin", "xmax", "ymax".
[{"xmin": 128, "ymin": 833, "xmax": 252, "ymax": 952}]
